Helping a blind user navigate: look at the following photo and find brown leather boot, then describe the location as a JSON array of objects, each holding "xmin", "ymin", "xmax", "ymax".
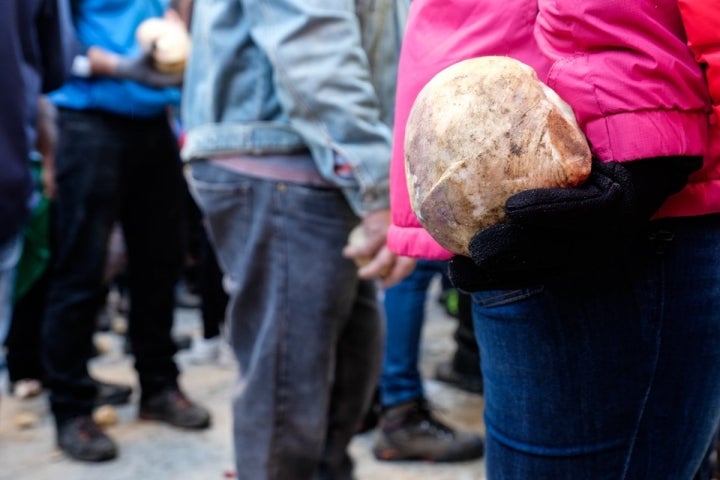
[{"xmin": 373, "ymin": 399, "xmax": 484, "ymax": 462}]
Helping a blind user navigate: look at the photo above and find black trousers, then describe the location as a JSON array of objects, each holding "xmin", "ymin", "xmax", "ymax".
[
  {"xmin": 43, "ymin": 108, "xmax": 184, "ymax": 424},
  {"xmin": 5, "ymin": 267, "xmax": 48, "ymax": 384}
]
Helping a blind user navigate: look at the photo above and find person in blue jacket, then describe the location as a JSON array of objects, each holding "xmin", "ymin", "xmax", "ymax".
[{"xmin": 42, "ymin": 0, "xmax": 210, "ymax": 462}]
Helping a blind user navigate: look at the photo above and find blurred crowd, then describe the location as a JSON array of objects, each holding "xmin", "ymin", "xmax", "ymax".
[{"xmin": 2, "ymin": 0, "xmax": 720, "ymax": 480}]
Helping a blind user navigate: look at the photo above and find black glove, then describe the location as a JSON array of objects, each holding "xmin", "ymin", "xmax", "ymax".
[
  {"xmin": 448, "ymin": 156, "xmax": 702, "ymax": 292},
  {"xmin": 114, "ymin": 52, "xmax": 183, "ymax": 88}
]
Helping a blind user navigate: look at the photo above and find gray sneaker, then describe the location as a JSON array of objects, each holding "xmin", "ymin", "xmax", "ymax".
[
  {"xmin": 139, "ymin": 388, "xmax": 211, "ymax": 430},
  {"xmin": 373, "ymin": 399, "xmax": 484, "ymax": 462},
  {"xmin": 57, "ymin": 415, "xmax": 118, "ymax": 462}
]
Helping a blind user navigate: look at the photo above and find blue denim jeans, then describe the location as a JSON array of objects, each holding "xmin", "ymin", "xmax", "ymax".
[
  {"xmin": 186, "ymin": 162, "xmax": 383, "ymax": 480},
  {"xmin": 471, "ymin": 214, "xmax": 720, "ymax": 479},
  {"xmin": 380, "ymin": 259, "xmax": 448, "ymax": 407},
  {"xmin": 43, "ymin": 109, "xmax": 184, "ymax": 423},
  {"xmin": 0, "ymin": 235, "xmax": 22, "ymax": 355}
]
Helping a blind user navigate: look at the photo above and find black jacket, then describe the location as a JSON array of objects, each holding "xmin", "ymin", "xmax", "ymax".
[{"xmin": 0, "ymin": 0, "xmax": 72, "ymax": 244}]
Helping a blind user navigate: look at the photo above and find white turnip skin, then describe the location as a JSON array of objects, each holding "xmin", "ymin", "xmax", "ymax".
[
  {"xmin": 136, "ymin": 18, "xmax": 191, "ymax": 74},
  {"xmin": 405, "ymin": 56, "xmax": 591, "ymax": 256}
]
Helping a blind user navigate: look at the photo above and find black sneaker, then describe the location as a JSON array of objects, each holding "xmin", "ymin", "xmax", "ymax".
[
  {"xmin": 434, "ymin": 360, "xmax": 484, "ymax": 395},
  {"xmin": 57, "ymin": 416, "xmax": 118, "ymax": 462},
  {"xmin": 373, "ymin": 399, "xmax": 484, "ymax": 462},
  {"xmin": 94, "ymin": 380, "xmax": 133, "ymax": 407},
  {"xmin": 139, "ymin": 388, "xmax": 211, "ymax": 429}
]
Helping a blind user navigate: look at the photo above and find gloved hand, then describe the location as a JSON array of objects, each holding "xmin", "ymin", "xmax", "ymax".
[
  {"xmin": 114, "ymin": 52, "xmax": 183, "ymax": 88},
  {"xmin": 448, "ymin": 156, "xmax": 702, "ymax": 292}
]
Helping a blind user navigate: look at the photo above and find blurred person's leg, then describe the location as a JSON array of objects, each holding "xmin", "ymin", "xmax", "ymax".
[
  {"xmin": 188, "ymin": 223, "xmax": 230, "ymax": 364},
  {"xmin": 374, "ymin": 260, "xmax": 484, "ymax": 462},
  {"xmin": 452, "ymin": 291, "xmax": 482, "ymax": 375},
  {"xmin": 6, "ymin": 157, "xmax": 51, "ymax": 386},
  {"xmin": 435, "ymin": 290, "xmax": 484, "ymax": 394},
  {"xmin": 42, "ymin": 109, "xmax": 125, "ymax": 461},
  {"xmin": 43, "ymin": 110, "xmax": 123, "ymax": 423},
  {"xmin": 188, "ymin": 161, "xmax": 381, "ymax": 479},
  {"xmin": 0, "ymin": 235, "xmax": 22, "ymax": 353},
  {"xmin": 199, "ymin": 230, "xmax": 227, "ymax": 340},
  {"xmin": 11, "ymin": 210, "xmax": 131, "ymax": 404},
  {"xmin": 358, "ymin": 260, "xmax": 442, "ymax": 436},
  {"xmin": 120, "ymin": 116, "xmax": 210, "ymax": 430},
  {"xmin": 6, "ymin": 265, "xmax": 48, "ymax": 390},
  {"xmin": 175, "ymin": 186, "xmax": 203, "ymax": 309},
  {"xmin": 320, "ymin": 276, "xmax": 383, "ymax": 479},
  {"xmin": 437, "ymin": 270, "xmax": 459, "ymax": 317},
  {"xmin": 379, "ymin": 260, "xmax": 439, "ymax": 407},
  {"xmin": 120, "ymin": 116, "xmax": 182, "ymax": 397}
]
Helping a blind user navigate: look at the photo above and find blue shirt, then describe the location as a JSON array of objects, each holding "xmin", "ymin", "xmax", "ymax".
[{"xmin": 50, "ymin": 0, "xmax": 180, "ymax": 118}]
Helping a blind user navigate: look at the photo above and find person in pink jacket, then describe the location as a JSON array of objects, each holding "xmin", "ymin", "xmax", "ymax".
[{"xmin": 386, "ymin": 0, "xmax": 720, "ymax": 478}]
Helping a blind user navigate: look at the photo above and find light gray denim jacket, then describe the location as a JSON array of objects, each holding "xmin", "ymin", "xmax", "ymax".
[{"xmin": 181, "ymin": 0, "xmax": 408, "ymax": 216}]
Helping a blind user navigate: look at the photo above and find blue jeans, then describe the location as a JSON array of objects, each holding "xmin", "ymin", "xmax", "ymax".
[
  {"xmin": 380, "ymin": 259, "xmax": 448, "ymax": 407},
  {"xmin": 471, "ymin": 214, "xmax": 720, "ymax": 479},
  {"xmin": 187, "ymin": 162, "xmax": 383, "ymax": 480},
  {"xmin": 0, "ymin": 235, "xmax": 22, "ymax": 355},
  {"xmin": 43, "ymin": 109, "xmax": 184, "ymax": 423}
]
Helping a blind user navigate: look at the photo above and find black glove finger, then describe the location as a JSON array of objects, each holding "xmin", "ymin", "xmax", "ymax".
[
  {"xmin": 145, "ymin": 70, "xmax": 184, "ymax": 88},
  {"xmin": 504, "ymin": 162, "xmax": 630, "ymax": 229},
  {"xmin": 470, "ymin": 222, "xmax": 580, "ymax": 272},
  {"xmin": 468, "ymin": 223, "xmax": 531, "ymax": 272},
  {"xmin": 140, "ymin": 50, "xmax": 157, "ymax": 66},
  {"xmin": 448, "ymin": 251, "xmax": 560, "ymax": 292},
  {"xmin": 447, "ymin": 255, "xmax": 534, "ymax": 292},
  {"xmin": 447, "ymin": 255, "xmax": 496, "ymax": 292},
  {"xmin": 115, "ymin": 53, "xmax": 183, "ymax": 88}
]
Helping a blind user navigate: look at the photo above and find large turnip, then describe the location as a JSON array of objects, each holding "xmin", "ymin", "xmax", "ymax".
[{"xmin": 405, "ymin": 56, "xmax": 592, "ymax": 256}]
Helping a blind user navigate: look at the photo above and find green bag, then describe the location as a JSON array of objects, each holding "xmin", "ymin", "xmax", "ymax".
[{"xmin": 13, "ymin": 155, "xmax": 51, "ymax": 302}]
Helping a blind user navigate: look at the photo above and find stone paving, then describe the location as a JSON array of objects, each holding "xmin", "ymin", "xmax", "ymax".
[{"xmin": 0, "ymin": 282, "xmax": 487, "ymax": 480}]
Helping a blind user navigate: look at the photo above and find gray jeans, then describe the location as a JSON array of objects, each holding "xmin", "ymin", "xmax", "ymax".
[{"xmin": 187, "ymin": 162, "xmax": 383, "ymax": 480}]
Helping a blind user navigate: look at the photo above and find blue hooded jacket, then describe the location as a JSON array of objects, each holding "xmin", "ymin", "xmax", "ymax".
[{"xmin": 0, "ymin": 0, "xmax": 73, "ymax": 245}]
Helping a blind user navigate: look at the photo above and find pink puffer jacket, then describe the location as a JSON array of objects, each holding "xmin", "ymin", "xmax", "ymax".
[{"xmin": 387, "ymin": 0, "xmax": 719, "ymax": 260}]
